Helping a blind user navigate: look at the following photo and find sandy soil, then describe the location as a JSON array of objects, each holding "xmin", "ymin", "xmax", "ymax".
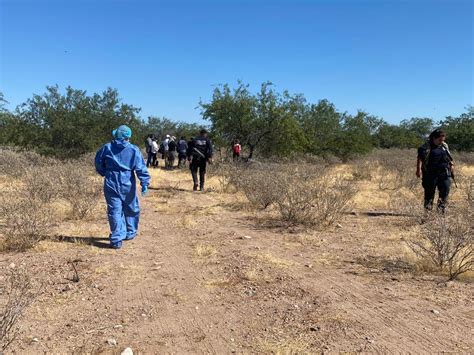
[{"xmin": 1, "ymin": 165, "xmax": 473, "ymax": 354}]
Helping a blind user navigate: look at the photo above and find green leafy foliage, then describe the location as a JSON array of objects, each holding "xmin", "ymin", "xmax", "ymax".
[{"xmin": 0, "ymin": 86, "xmax": 472, "ymax": 160}]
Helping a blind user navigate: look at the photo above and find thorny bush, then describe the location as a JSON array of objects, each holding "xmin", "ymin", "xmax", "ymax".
[
  {"xmin": 56, "ymin": 162, "xmax": 102, "ymax": 220},
  {"xmin": 276, "ymin": 168, "xmax": 357, "ymax": 227},
  {"xmin": 0, "ymin": 150, "xmax": 102, "ymax": 250},
  {"xmin": 407, "ymin": 211, "xmax": 473, "ymax": 280},
  {"xmin": 0, "ymin": 268, "xmax": 35, "ymax": 351},
  {"xmin": 237, "ymin": 163, "xmax": 283, "ymax": 209},
  {"xmin": 212, "ymin": 162, "xmax": 357, "ymax": 227},
  {"xmin": 0, "ymin": 175, "xmax": 55, "ymax": 251}
]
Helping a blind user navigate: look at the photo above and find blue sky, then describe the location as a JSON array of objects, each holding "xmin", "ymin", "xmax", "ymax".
[{"xmin": 0, "ymin": 0, "xmax": 472, "ymax": 124}]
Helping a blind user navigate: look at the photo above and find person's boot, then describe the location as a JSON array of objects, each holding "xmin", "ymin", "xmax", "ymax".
[
  {"xmin": 437, "ymin": 199, "xmax": 447, "ymax": 214},
  {"xmin": 193, "ymin": 184, "xmax": 198, "ymax": 191},
  {"xmin": 199, "ymin": 184, "xmax": 204, "ymax": 192},
  {"xmin": 424, "ymin": 199, "xmax": 433, "ymax": 211},
  {"xmin": 110, "ymin": 241, "xmax": 122, "ymax": 249}
]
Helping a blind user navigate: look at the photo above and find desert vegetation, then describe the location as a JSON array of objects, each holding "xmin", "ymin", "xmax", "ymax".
[
  {"xmin": 0, "ymin": 147, "xmax": 472, "ymax": 353},
  {"xmin": 1, "ymin": 85, "xmax": 472, "ymax": 161},
  {"xmin": 0, "ymin": 148, "xmax": 101, "ymax": 252},
  {"xmin": 209, "ymin": 149, "xmax": 473, "ymax": 281},
  {"xmin": 0, "ymin": 85, "xmax": 472, "ymax": 353}
]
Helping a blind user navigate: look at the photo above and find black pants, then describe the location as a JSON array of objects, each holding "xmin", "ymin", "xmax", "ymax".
[
  {"xmin": 150, "ymin": 153, "xmax": 158, "ymax": 168},
  {"xmin": 146, "ymin": 152, "xmax": 153, "ymax": 167},
  {"xmin": 166, "ymin": 151, "xmax": 175, "ymax": 169},
  {"xmin": 422, "ymin": 171, "xmax": 451, "ymax": 211},
  {"xmin": 190, "ymin": 158, "xmax": 207, "ymax": 189},
  {"xmin": 178, "ymin": 153, "xmax": 187, "ymax": 168}
]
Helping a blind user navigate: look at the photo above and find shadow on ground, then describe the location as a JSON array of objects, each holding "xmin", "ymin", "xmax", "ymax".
[{"xmin": 51, "ymin": 235, "xmax": 111, "ymax": 249}]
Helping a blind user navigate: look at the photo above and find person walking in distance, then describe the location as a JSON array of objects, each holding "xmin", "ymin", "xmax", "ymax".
[
  {"xmin": 162, "ymin": 134, "xmax": 170, "ymax": 162},
  {"xmin": 416, "ymin": 129, "xmax": 454, "ymax": 213},
  {"xmin": 187, "ymin": 129, "xmax": 213, "ymax": 191},
  {"xmin": 177, "ymin": 136, "xmax": 188, "ymax": 168},
  {"xmin": 150, "ymin": 137, "xmax": 159, "ymax": 168},
  {"xmin": 232, "ymin": 139, "xmax": 241, "ymax": 161},
  {"xmin": 145, "ymin": 134, "xmax": 154, "ymax": 168},
  {"xmin": 167, "ymin": 136, "xmax": 177, "ymax": 169}
]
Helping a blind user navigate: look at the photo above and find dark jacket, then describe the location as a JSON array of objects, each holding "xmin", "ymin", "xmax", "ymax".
[
  {"xmin": 168, "ymin": 140, "xmax": 177, "ymax": 152},
  {"xmin": 417, "ymin": 142, "xmax": 452, "ymax": 174},
  {"xmin": 187, "ymin": 136, "xmax": 213, "ymax": 161},
  {"xmin": 177, "ymin": 140, "xmax": 188, "ymax": 154}
]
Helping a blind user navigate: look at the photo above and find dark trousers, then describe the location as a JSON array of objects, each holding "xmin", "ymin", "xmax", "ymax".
[
  {"xmin": 178, "ymin": 153, "xmax": 187, "ymax": 168},
  {"xmin": 165, "ymin": 151, "xmax": 175, "ymax": 169},
  {"xmin": 233, "ymin": 152, "xmax": 240, "ymax": 161},
  {"xmin": 190, "ymin": 158, "xmax": 207, "ymax": 189},
  {"xmin": 422, "ymin": 171, "xmax": 451, "ymax": 211},
  {"xmin": 146, "ymin": 152, "xmax": 153, "ymax": 167},
  {"xmin": 150, "ymin": 153, "xmax": 158, "ymax": 168}
]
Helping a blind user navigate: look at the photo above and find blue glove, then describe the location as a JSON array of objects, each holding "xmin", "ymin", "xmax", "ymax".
[{"xmin": 141, "ymin": 185, "xmax": 148, "ymax": 197}]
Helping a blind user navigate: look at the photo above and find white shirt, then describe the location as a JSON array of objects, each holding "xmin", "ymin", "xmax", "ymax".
[
  {"xmin": 162, "ymin": 138, "xmax": 170, "ymax": 152},
  {"xmin": 151, "ymin": 141, "xmax": 159, "ymax": 154}
]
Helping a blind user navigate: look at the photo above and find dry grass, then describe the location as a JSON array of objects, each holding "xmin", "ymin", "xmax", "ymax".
[
  {"xmin": 203, "ymin": 278, "xmax": 234, "ymax": 288},
  {"xmin": 253, "ymin": 252, "xmax": 295, "ymax": 268},
  {"xmin": 242, "ymin": 268, "xmax": 273, "ymax": 284},
  {"xmin": 194, "ymin": 244, "xmax": 217, "ymax": 258},
  {"xmin": 257, "ymin": 337, "xmax": 312, "ymax": 354},
  {"xmin": 163, "ymin": 287, "xmax": 186, "ymax": 303},
  {"xmin": 176, "ymin": 215, "xmax": 198, "ymax": 230}
]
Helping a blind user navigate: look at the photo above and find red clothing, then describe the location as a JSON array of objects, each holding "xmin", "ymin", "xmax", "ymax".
[{"xmin": 233, "ymin": 144, "xmax": 241, "ymax": 154}]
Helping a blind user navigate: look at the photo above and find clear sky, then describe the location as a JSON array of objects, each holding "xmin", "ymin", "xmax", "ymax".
[{"xmin": 0, "ymin": 0, "xmax": 472, "ymax": 124}]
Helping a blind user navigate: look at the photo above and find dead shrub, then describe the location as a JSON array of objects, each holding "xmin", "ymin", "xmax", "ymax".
[
  {"xmin": 0, "ymin": 149, "xmax": 26, "ymax": 178},
  {"xmin": 208, "ymin": 162, "xmax": 243, "ymax": 193},
  {"xmin": 0, "ymin": 150, "xmax": 101, "ymax": 249},
  {"xmin": 0, "ymin": 268, "xmax": 35, "ymax": 351},
  {"xmin": 238, "ymin": 165, "xmax": 282, "ymax": 209},
  {"xmin": 57, "ymin": 163, "xmax": 102, "ymax": 220},
  {"xmin": 0, "ymin": 195, "xmax": 54, "ymax": 251},
  {"xmin": 0, "ymin": 147, "xmax": 56, "ymax": 178},
  {"xmin": 372, "ymin": 149, "xmax": 419, "ymax": 192},
  {"xmin": 276, "ymin": 169, "xmax": 357, "ymax": 227},
  {"xmin": 453, "ymin": 151, "xmax": 474, "ymax": 165},
  {"xmin": 22, "ymin": 166, "xmax": 60, "ymax": 204},
  {"xmin": 462, "ymin": 175, "xmax": 474, "ymax": 208},
  {"xmin": 351, "ymin": 159, "xmax": 373, "ymax": 181},
  {"xmin": 407, "ymin": 212, "xmax": 473, "ymax": 280}
]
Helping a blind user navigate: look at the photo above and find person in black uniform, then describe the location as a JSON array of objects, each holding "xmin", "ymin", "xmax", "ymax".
[
  {"xmin": 187, "ymin": 129, "xmax": 213, "ymax": 191},
  {"xmin": 416, "ymin": 129, "xmax": 454, "ymax": 212}
]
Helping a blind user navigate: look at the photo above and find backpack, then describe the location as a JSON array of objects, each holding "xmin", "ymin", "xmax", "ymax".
[
  {"xmin": 158, "ymin": 143, "xmax": 164, "ymax": 154},
  {"xmin": 169, "ymin": 140, "xmax": 177, "ymax": 152},
  {"xmin": 420, "ymin": 142, "xmax": 452, "ymax": 171}
]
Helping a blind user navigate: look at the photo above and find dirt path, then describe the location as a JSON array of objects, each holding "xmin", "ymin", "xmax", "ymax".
[{"xmin": 1, "ymin": 168, "xmax": 473, "ymax": 353}]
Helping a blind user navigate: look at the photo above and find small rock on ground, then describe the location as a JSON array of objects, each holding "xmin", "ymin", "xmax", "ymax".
[{"xmin": 121, "ymin": 347, "xmax": 133, "ymax": 355}]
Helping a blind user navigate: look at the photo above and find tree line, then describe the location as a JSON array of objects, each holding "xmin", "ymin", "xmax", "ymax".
[{"xmin": 0, "ymin": 83, "xmax": 472, "ymax": 160}]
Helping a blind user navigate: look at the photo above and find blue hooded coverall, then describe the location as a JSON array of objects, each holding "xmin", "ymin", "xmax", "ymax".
[{"xmin": 95, "ymin": 136, "xmax": 150, "ymax": 247}]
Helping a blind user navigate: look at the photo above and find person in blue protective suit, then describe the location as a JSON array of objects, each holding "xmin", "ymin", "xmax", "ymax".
[{"xmin": 95, "ymin": 125, "xmax": 151, "ymax": 249}]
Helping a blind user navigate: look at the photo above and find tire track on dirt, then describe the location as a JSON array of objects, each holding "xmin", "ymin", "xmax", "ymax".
[{"xmin": 134, "ymin": 189, "xmax": 243, "ymax": 353}]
